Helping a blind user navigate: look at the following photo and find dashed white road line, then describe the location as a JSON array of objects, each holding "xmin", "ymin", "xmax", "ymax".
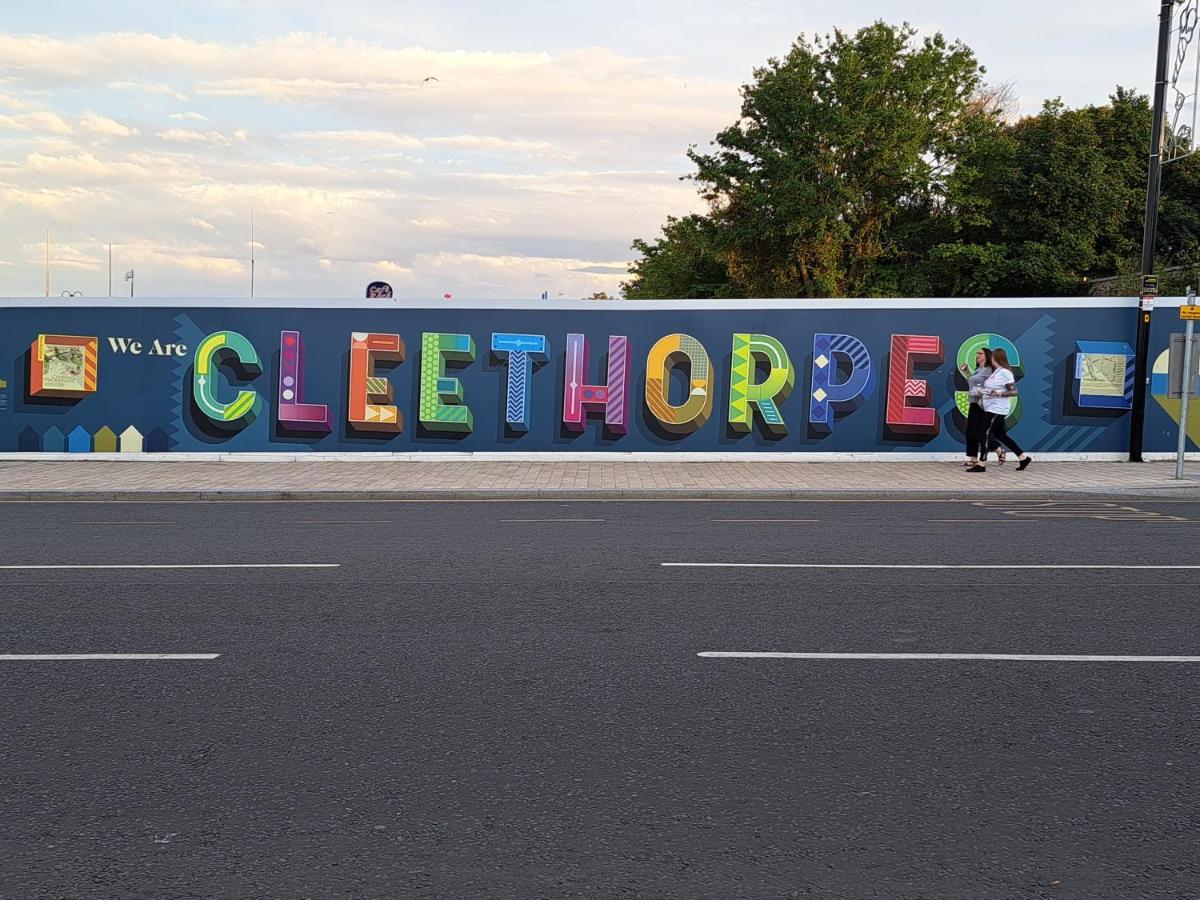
[
  {"xmin": 698, "ymin": 652, "xmax": 1200, "ymax": 662},
  {"xmin": 710, "ymin": 519, "xmax": 819, "ymax": 523},
  {"xmin": 499, "ymin": 518, "xmax": 606, "ymax": 523},
  {"xmin": 0, "ymin": 654, "xmax": 220, "ymax": 661},
  {"xmin": 0, "ymin": 563, "xmax": 339, "ymax": 570},
  {"xmin": 664, "ymin": 563, "xmax": 1200, "ymax": 570}
]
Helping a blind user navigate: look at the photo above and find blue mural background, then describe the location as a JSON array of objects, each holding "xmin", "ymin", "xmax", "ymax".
[{"xmin": 0, "ymin": 300, "xmax": 1188, "ymax": 453}]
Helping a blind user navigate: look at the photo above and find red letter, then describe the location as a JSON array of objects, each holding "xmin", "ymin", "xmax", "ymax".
[{"xmin": 886, "ymin": 334, "xmax": 942, "ymax": 435}]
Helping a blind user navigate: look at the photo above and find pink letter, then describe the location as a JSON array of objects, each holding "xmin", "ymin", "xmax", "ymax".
[
  {"xmin": 563, "ymin": 333, "xmax": 629, "ymax": 433},
  {"xmin": 278, "ymin": 330, "xmax": 331, "ymax": 432},
  {"xmin": 885, "ymin": 334, "xmax": 942, "ymax": 435}
]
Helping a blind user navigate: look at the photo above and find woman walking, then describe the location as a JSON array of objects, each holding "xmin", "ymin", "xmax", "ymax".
[
  {"xmin": 967, "ymin": 347, "xmax": 1032, "ymax": 473},
  {"xmin": 961, "ymin": 348, "xmax": 997, "ymax": 468}
]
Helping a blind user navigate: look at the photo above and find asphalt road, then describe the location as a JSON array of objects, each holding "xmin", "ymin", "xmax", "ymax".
[{"xmin": 1, "ymin": 497, "xmax": 1198, "ymax": 899}]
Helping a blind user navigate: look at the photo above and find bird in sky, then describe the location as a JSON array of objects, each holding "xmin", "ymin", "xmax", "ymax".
[{"xmin": 420, "ymin": 76, "xmax": 439, "ymax": 89}]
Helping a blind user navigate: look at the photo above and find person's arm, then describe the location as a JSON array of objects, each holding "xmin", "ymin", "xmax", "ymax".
[{"xmin": 983, "ymin": 372, "xmax": 1018, "ymax": 397}]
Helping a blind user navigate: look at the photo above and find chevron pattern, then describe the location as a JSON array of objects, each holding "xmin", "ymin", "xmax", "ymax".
[
  {"xmin": 728, "ymin": 333, "xmax": 792, "ymax": 433},
  {"xmin": 491, "ymin": 333, "xmax": 547, "ymax": 432},
  {"xmin": 348, "ymin": 332, "xmax": 404, "ymax": 432},
  {"xmin": 885, "ymin": 334, "xmax": 942, "ymax": 435}
]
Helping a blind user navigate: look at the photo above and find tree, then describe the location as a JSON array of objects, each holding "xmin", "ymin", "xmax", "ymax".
[
  {"xmin": 625, "ymin": 22, "xmax": 991, "ymax": 298},
  {"xmin": 624, "ymin": 215, "xmax": 731, "ymax": 299},
  {"xmin": 929, "ymin": 99, "xmax": 1129, "ymax": 295},
  {"xmin": 627, "ymin": 26, "xmax": 1200, "ymax": 299}
]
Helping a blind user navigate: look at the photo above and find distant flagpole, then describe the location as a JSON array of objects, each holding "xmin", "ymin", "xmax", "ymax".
[
  {"xmin": 108, "ymin": 243, "xmax": 112, "ymax": 298},
  {"xmin": 250, "ymin": 204, "xmax": 255, "ymax": 299}
]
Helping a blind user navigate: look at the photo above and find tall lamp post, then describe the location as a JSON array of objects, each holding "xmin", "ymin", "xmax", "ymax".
[{"xmin": 1131, "ymin": 1, "xmax": 1184, "ymax": 461}]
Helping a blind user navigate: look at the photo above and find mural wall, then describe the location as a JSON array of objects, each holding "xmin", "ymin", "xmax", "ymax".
[{"xmin": 0, "ymin": 298, "xmax": 1193, "ymax": 454}]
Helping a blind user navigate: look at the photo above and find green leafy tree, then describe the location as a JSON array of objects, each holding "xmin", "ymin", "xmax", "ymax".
[
  {"xmin": 627, "ymin": 28, "xmax": 1200, "ymax": 299},
  {"xmin": 625, "ymin": 214, "xmax": 732, "ymax": 299},
  {"xmin": 625, "ymin": 22, "xmax": 991, "ymax": 298}
]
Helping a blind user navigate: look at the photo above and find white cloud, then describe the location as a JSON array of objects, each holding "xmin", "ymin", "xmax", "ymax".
[
  {"xmin": 80, "ymin": 111, "xmax": 139, "ymax": 137},
  {"xmin": 107, "ymin": 80, "xmax": 189, "ymax": 101},
  {"xmin": 0, "ymin": 29, "xmax": 731, "ymax": 296},
  {"xmin": 0, "ymin": 110, "xmax": 75, "ymax": 135},
  {"xmin": 158, "ymin": 127, "xmax": 229, "ymax": 145}
]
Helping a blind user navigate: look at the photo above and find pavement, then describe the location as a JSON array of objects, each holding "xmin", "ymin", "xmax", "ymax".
[
  {"xmin": 1, "ymin": 457, "xmax": 1199, "ymax": 500},
  {"xmin": 1, "ymin": 498, "xmax": 1198, "ymax": 898}
]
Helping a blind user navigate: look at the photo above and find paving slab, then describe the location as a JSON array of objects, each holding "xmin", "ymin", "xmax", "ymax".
[{"xmin": 0, "ymin": 459, "xmax": 1197, "ymax": 500}]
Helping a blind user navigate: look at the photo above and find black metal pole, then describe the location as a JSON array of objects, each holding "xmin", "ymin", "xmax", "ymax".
[{"xmin": 1131, "ymin": 0, "xmax": 1176, "ymax": 462}]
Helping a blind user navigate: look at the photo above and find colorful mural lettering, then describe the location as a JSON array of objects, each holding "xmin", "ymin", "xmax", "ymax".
[
  {"xmin": 0, "ymin": 298, "xmax": 1191, "ymax": 454},
  {"xmin": 645, "ymin": 333, "xmax": 713, "ymax": 433},
  {"xmin": 885, "ymin": 334, "xmax": 943, "ymax": 436},
  {"xmin": 728, "ymin": 333, "xmax": 794, "ymax": 433},
  {"xmin": 563, "ymin": 333, "xmax": 629, "ymax": 433},
  {"xmin": 809, "ymin": 333, "xmax": 872, "ymax": 435},
  {"xmin": 192, "ymin": 331, "xmax": 263, "ymax": 428},
  {"xmin": 491, "ymin": 333, "xmax": 548, "ymax": 432},
  {"xmin": 419, "ymin": 332, "xmax": 476, "ymax": 432},
  {"xmin": 348, "ymin": 332, "xmax": 404, "ymax": 432},
  {"xmin": 278, "ymin": 330, "xmax": 332, "ymax": 432}
]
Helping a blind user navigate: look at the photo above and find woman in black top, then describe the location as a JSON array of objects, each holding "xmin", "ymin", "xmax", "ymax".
[{"xmin": 961, "ymin": 348, "xmax": 996, "ymax": 467}]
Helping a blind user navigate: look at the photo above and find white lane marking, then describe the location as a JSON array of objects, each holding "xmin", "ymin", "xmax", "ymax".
[
  {"xmin": 0, "ymin": 653, "xmax": 220, "ymax": 661},
  {"xmin": 664, "ymin": 563, "xmax": 1200, "ymax": 570},
  {"xmin": 0, "ymin": 563, "xmax": 339, "ymax": 570},
  {"xmin": 290, "ymin": 521, "xmax": 392, "ymax": 525},
  {"xmin": 71, "ymin": 521, "xmax": 171, "ymax": 526},
  {"xmin": 711, "ymin": 519, "xmax": 819, "ymax": 523},
  {"xmin": 698, "ymin": 652, "xmax": 1200, "ymax": 662},
  {"xmin": 499, "ymin": 518, "xmax": 606, "ymax": 522}
]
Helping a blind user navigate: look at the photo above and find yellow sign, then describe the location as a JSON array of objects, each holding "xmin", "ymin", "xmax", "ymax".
[{"xmin": 1181, "ymin": 305, "xmax": 1200, "ymax": 320}]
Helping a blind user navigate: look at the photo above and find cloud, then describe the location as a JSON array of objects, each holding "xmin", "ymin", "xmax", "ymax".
[
  {"xmin": 22, "ymin": 151, "xmax": 146, "ymax": 179},
  {"xmin": 0, "ymin": 110, "xmax": 75, "ymax": 134},
  {"xmin": 80, "ymin": 111, "xmax": 139, "ymax": 137},
  {"xmin": 106, "ymin": 80, "xmax": 190, "ymax": 101},
  {"xmin": 0, "ymin": 29, "xmax": 728, "ymax": 297},
  {"xmin": 158, "ymin": 128, "xmax": 229, "ymax": 145}
]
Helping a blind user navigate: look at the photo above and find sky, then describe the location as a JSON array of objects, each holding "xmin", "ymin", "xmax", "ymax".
[{"xmin": 0, "ymin": 2, "xmax": 1165, "ymax": 299}]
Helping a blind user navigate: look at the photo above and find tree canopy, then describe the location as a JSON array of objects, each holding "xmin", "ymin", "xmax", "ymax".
[{"xmin": 624, "ymin": 23, "xmax": 1200, "ymax": 299}]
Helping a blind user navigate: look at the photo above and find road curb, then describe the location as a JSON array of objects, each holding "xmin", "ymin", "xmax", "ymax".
[{"xmin": 3, "ymin": 487, "xmax": 1200, "ymax": 501}]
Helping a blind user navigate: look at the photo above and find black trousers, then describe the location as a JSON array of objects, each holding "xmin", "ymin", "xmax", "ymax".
[
  {"xmin": 965, "ymin": 404, "xmax": 997, "ymax": 459},
  {"xmin": 982, "ymin": 410, "xmax": 1024, "ymax": 457}
]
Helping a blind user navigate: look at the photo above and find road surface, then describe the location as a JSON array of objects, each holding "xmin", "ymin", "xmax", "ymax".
[{"xmin": 1, "ymin": 497, "xmax": 1197, "ymax": 898}]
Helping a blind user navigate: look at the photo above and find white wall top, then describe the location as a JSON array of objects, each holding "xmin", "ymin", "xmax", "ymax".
[{"xmin": 0, "ymin": 296, "xmax": 1162, "ymax": 311}]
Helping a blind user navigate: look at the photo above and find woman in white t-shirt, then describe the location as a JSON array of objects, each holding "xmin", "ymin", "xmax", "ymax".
[{"xmin": 966, "ymin": 348, "xmax": 1032, "ymax": 473}]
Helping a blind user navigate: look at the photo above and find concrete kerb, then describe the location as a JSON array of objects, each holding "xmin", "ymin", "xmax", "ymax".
[{"xmin": 3, "ymin": 487, "xmax": 1200, "ymax": 501}]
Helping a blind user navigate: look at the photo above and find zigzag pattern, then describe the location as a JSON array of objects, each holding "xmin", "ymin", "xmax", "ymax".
[
  {"xmin": 886, "ymin": 334, "xmax": 942, "ymax": 434},
  {"xmin": 506, "ymin": 349, "xmax": 528, "ymax": 425}
]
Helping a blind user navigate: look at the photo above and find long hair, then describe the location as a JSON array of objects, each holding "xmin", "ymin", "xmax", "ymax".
[
  {"xmin": 977, "ymin": 347, "xmax": 994, "ymax": 369},
  {"xmin": 991, "ymin": 347, "xmax": 1012, "ymax": 372}
]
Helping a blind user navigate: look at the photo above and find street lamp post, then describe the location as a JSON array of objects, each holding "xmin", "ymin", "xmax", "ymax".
[{"xmin": 1130, "ymin": 1, "xmax": 1180, "ymax": 462}]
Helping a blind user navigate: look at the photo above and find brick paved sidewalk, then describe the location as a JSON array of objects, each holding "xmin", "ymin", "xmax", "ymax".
[{"xmin": 0, "ymin": 458, "xmax": 1197, "ymax": 500}]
